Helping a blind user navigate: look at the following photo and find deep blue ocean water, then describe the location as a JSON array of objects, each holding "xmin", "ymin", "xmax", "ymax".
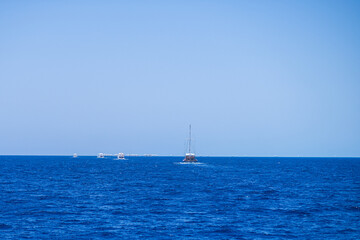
[{"xmin": 0, "ymin": 156, "xmax": 359, "ymax": 239}]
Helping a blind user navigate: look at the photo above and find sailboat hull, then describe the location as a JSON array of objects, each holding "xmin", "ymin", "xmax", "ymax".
[{"xmin": 183, "ymin": 154, "xmax": 197, "ymax": 162}]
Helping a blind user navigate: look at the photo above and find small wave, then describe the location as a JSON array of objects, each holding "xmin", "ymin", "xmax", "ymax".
[
  {"xmin": 174, "ymin": 162, "xmax": 207, "ymax": 166},
  {"xmin": 274, "ymin": 208, "xmax": 311, "ymax": 216},
  {"xmin": 100, "ymin": 231, "xmax": 117, "ymax": 237},
  {"xmin": 112, "ymin": 210, "xmax": 126, "ymax": 215},
  {"xmin": 105, "ymin": 201, "xmax": 126, "ymax": 206},
  {"xmin": 263, "ymin": 188, "xmax": 278, "ymax": 194},
  {"xmin": 5, "ymin": 199, "xmax": 27, "ymax": 204},
  {"xmin": 213, "ymin": 226, "xmax": 235, "ymax": 234},
  {"xmin": 0, "ymin": 223, "xmax": 12, "ymax": 230},
  {"xmin": 337, "ymin": 228, "xmax": 357, "ymax": 233},
  {"xmin": 347, "ymin": 205, "xmax": 360, "ymax": 211}
]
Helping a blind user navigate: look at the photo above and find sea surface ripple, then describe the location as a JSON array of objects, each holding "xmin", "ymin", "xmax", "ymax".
[{"xmin": 0, "ymin": 156, "xmax": 359, "ymax": 239}]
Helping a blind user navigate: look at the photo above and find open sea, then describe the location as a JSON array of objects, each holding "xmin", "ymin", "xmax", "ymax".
[{"xmin": 0, "ymin": 156, "xmax": 359, "ymax": 239}]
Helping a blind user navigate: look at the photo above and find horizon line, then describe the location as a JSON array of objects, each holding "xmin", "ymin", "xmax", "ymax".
[{"xmin": 0, "ymin": 154, "xmax": 359, "ymax": 158}]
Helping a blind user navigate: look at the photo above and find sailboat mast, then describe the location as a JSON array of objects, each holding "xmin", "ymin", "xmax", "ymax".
[{"xmin": 189, "ymin": 124, "xmax": 191, "ymax": 153}]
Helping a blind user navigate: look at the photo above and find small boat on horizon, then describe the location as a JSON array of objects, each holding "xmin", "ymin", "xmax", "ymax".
[
  {"xmin": 183, "ymin": 124, "xmax": 197, "ymax": 162},
  {"xmin": 73, "ymin": 153, "xmax": 78, "ymax": 158},
  {"xmin": 97, "ymin": 153, "xmax": 105, "ymax": 158},
  {"xmin": 116, "ymin": 153, "xmax": 126, "ymax": 160}
]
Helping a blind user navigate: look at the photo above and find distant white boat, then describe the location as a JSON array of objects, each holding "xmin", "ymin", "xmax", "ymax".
[
  {"xmin": 97, "ymin": 153, "xmax": 105, "ymax": 158},
  {"xmin": 73, "ymin": 153, "xmax": 78, "ymax": 158},
  {"xmin": 116, "ymin": 153, "xmax": 125, "ymax": 160},
  {"xmin": 183, "ymin": 124, "xmax": 197, "ymax": 162}
]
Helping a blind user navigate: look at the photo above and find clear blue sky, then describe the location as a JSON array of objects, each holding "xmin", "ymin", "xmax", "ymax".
[{"xmin": 1, "ymin": 0, "xmax": 359, "ymax": 156}]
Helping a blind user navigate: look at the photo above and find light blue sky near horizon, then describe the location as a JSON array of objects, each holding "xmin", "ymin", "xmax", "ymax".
[{"xmin": 0, "ymin": 0, "xmax": 359, "ymax": 156}]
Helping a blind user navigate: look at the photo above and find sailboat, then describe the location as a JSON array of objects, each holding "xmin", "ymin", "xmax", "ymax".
[
  {"xmin": 116, "ymin": 153, "xmax": 126, "ymax": 160},
  {"xmin": 183, "ymin": 124, "xmax": 197, "ymax": 162}
]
